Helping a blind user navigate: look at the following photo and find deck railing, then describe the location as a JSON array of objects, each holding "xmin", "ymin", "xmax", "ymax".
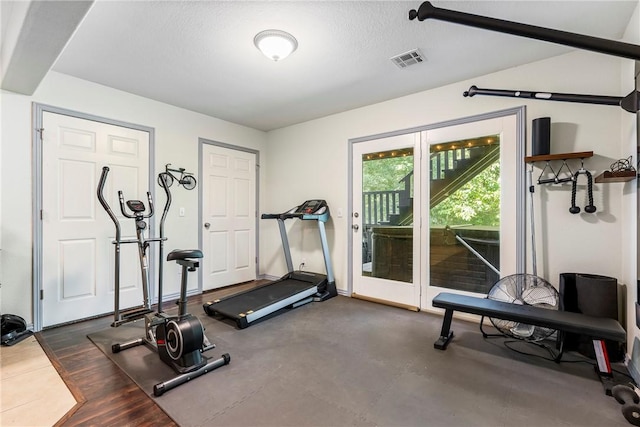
[{"xmin": 362, "ymin": 190, "xmax": 402, "ymax": 225}]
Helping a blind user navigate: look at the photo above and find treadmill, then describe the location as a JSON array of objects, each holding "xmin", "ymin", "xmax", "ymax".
[{"xmin": 203, "ymin": 200, "xmax": 338, "ymax": 328}]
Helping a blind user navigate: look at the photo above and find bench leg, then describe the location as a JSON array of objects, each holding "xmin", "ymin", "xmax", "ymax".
[
  {"xmin": 434, "ymin": 309, "xmax": 454, "ymax": 350},
  {"xmin": 479, "ymin": 315, "xmax": 505, "ymax": 338}
]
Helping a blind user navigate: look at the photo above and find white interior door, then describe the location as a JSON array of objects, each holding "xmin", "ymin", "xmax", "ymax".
[
  {"xmin": 201, "ymin": 143, "xmax": 257, "ymax": 290},
  {"xmin": 351, "ymin": 133, "xmax": 422, "ymax": 309},
  {"xmin": 41, "ymin": 112, "xmax": 150, "ymax": 327}
]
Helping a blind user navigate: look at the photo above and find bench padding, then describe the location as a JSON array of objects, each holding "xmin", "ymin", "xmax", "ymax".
[{"xmin": 432, "ymin": 292, "xmax": 625, "ymax": 350}]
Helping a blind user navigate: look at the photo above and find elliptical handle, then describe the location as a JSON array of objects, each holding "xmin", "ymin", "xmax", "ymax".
[
  {"xmin": 158, "ymin": 173, "xmax": 172, "ymax": 239},
  {"xmin": 117, "ymin": 191, "xmax": 136, "ymax": 218},
  {"xmin": 145, "ymin": 192, "xmax": 154, "ymax": 219},
  {"xmin": 97, "ymin": 166, "xmax": 121, "ymax": 239},
  {"xmin": 156, "ymin": 172, "xmax": 172, "ymax": 313}
]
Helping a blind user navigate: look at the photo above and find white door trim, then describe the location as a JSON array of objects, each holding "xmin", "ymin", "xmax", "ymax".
[
  {"xmin": 32, "ymin": 103, "xmax": 155, "ymax": 331},
  {"xmin": 198, "ymin": 138, "xmax": 260, "ymax": 291},
  {"xmin": 347, "ymin": 107, "xmax": 526, "ymax": 298}
]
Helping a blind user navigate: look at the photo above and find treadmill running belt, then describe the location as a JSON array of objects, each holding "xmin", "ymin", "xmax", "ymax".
[{"xmin": 206, "ymin": 279, "xmax": 319, "ymax": 327}]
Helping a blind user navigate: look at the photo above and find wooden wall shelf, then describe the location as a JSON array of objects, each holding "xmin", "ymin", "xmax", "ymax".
[
  {"xmin": 594, "ymin": 170, "xmax": 637, "ymax": 183},
  {"xmin": 524, "ymin": 151, "xmax": 593, "ymax": 163}
]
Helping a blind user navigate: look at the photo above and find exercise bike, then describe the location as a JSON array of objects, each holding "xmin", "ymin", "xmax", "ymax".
[{"xmin": 97, "ymin": 167, "xmax": 230, "ymax": 396}]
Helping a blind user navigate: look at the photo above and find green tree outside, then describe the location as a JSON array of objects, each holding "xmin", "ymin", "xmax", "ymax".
[{"xmin": 430, "ymin": 161, "xmax": 500, "ymax": 227}]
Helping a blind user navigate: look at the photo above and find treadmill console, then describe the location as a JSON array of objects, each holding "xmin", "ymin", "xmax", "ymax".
[
  {"xmin": 293, "ymin": 199, "xmax": 327, "ymax": 215},
  {"xmin": 263, "ymin": 200, "xmax": 330, "ymax": 222}
]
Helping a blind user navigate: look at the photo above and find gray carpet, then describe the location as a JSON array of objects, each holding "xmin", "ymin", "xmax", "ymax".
[{"xmin": 87, "ymin": 295, "xmax": 628, "ymax": 427}]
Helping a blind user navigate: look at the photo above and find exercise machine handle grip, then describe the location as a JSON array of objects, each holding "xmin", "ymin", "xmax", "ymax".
[
  {"xmin": 261, "ymin": 213, "xmax": 281, "ymax": 219},
  {"xmin": 97, "ymin": 166, "xmax": 121, "ymax": 240},
  {"xmin": 145, "ymin": 192, "xmax": 154, "ymax": 218},
  {"xmin": 158, "ymin": 173, "xmax": 172, "ymax": 239}
]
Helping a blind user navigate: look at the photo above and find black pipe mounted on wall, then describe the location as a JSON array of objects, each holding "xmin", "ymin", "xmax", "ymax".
[
  {"xmin": 408, "ymin": 1, "xmax": 640, "ymax": 61},
  {"xmin": 409, "ymin": 2, "xmax": 640, "ymax": 113},
  {"xmin": 463, "ymin": 85, "xmax": 623, "ymax": 107}
]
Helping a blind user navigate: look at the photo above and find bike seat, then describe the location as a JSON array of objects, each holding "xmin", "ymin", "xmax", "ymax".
[{"xmin": 167, "ymin": 249, "xmax": 203, "ymax": 261}]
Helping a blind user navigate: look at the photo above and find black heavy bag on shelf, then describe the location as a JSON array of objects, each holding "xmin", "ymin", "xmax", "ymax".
[
  {"xmin": 559, "ymin": 273, "xmax": 624, "ymax": 362},
  {"xmin": 1, "ymin": 314, "xmax": 33, "ymax": 346}
]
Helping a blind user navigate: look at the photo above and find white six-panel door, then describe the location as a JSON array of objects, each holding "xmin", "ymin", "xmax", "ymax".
[
  {"xmin": 201, "ymin": 143, "xmax": 256, "ymax": 290},
  {"xmin": 41, "ymin": 112, "xmax": 149, "ymax": 327}
]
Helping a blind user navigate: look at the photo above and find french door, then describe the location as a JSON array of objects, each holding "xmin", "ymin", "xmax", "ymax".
[
  {"xmin": 351, "ymin": 133, "xmax": 422, "ymax": 309},
  {"xmin": 351, "ymin": 109, "xmax": 524, "ymax": 311},
  {"xmin": 421, "ymin": 114, "xmax": 522, "ymax": 310}
]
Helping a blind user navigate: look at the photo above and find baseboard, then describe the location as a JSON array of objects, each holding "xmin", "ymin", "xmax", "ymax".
[
  {"xmin": 351, "ymin": 293, "xmax": 419, "ymax": 312},
  {"xmin": 258, "ymin": 274, "xmax": 280, "ymax": 281}
]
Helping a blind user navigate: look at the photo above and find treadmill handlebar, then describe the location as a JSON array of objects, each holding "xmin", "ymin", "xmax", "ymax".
[{"xmin": 261, "ymin": 213, "xmax": 282, "ymax": 220}]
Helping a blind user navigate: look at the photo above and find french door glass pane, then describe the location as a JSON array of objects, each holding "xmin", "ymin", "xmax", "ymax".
[
  {"xmin": 361, "ymin": 148, "xmax": 414, "ymax": 283},
  {"xmin": 429, "ymin": 134, "xmax": 501, "ymax": 294}
]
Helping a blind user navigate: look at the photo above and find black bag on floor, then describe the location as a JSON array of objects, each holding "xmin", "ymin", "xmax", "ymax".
[{"xmin": 1, "ymin": 314, "xmax": 33, "ymax": 346}]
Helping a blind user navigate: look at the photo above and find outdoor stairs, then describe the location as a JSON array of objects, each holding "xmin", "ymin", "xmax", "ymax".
[
  {"xmin": 430, "ymin": 143, "xmax": 500, "ymax": 208},
  {"xmin": 381, "ymin": 143, "xmax": 500, "ymax": 226}
]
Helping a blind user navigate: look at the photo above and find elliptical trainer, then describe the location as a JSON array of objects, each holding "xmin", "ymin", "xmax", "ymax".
[{"xmin": 97, "ymin": 167, "xmax": 230, "ymax": 396}]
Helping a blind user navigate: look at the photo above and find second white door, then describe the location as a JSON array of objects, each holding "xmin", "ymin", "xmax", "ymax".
[{"xmin": 201, "ymin": 143, "xmax": 257, "ymax": 290}]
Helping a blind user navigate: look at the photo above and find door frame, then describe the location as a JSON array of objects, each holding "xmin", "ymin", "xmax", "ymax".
[
  {"xmin": 198, "ymin": 138, "xmax": 260, "ymax": 291},
  {"xmin": 347, "ymin": 107, "xmax": 526, "ymax": 301},
  {"xmin": 32, "ymin": 103, "xmax": 155, "ymax": 331}
]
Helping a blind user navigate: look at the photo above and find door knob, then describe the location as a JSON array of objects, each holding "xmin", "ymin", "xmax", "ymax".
[
  {"xmin": 352, "ymin": 224, "xmax": 359, "ymax": 231},
  {"xmin": 204, "ymin": 222, "xmax": 210, "ymax": 229}
]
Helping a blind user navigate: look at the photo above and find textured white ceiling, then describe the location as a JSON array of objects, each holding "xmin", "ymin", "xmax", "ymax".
[{"xmin": 51, "ymin": 1, "xmax": 638, "ymax": 131}]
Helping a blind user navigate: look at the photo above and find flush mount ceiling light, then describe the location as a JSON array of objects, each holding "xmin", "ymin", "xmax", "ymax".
[{"xmin": 254, "ymin": 29, "xmax": 298, "ymax": 62}]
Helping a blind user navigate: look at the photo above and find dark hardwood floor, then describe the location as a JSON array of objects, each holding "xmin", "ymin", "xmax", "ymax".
[{"xmin": 38, "ymin": 281, "xmax": 265, "ymax": 426}]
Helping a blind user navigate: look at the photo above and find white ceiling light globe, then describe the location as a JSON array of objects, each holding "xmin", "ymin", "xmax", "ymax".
[{"xmin": 254, "ymin": 30, "xmax": 298, "ymax": 62}]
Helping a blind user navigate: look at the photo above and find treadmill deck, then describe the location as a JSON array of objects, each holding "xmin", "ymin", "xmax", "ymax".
[{"xmin": 204, "ymin": 275, "xmax": 325, "ymax": 328}]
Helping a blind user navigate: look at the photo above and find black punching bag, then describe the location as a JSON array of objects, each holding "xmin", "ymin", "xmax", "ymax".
[
  {"xmin": 559, "ymin": 273, "xmax": 623, "ymax": 361},
  {"xmin": 532, "ymin": 117, "xmax": 551, "ymax": 156}
]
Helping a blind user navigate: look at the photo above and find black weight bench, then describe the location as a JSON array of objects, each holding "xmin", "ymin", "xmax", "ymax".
[{"xmin": 432, "ymin": 292, "xmax": 626, "ymax": 357}]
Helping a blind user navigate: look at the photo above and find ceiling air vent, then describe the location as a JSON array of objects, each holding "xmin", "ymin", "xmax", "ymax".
[{"xmin": 390, "ymin": 49, "xmax": 425, "ymax": 69}]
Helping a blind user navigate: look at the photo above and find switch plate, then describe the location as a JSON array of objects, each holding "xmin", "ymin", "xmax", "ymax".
[{"xmin": 179, "ymin": 207, "xmax": 185, "ymax": 217}]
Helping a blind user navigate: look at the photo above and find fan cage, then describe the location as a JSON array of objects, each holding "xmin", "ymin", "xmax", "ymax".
[{"xmin": 487, "ymin": 274, "xmax": 559, "ymax": 342}]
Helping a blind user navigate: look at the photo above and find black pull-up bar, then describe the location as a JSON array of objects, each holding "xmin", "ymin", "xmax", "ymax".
[
  {"xmin": 409, "ymin": 2, "xmax": 640, "ymax": 113},
  {"xmin": 408, "ymin": 1, "xmax": 640, "ymax": 61},
  {"xmin": 463, "ymin": 85, "xmax": 623, "ymax": 107},
  {"xmin": 463, "ymin": 85, "xmax": 639, "ymax": 114}
]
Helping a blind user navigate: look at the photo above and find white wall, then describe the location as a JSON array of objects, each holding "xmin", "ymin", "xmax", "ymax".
[
  {"xmin": 1, "ymin": 71, "xmax": 267, "ymax": 325},
  {"xmin": 266, "ymin": 48, "xmax": 634, "ymax": 334}
]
